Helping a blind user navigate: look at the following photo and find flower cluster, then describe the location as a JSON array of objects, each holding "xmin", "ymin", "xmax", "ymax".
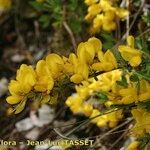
[
  {"xmin": 66, "ymin": 69, "xmax": 123, "ymax": 128},
  {"xmin": 6, "ymin": 37, "xmax": 117, "ymax": 112},
  {"xmin": 84, "ymin": 0, "xmax": 129, "ymax": 33},
  {"xmin": 65, "ymin": 36, "xmax": 150, "ymax": 140},
  {"xmin": 6, "ymin": 35, "xmax": 150, "ymax": 143}
]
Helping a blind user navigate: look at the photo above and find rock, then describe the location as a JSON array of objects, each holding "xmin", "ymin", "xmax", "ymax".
[
  {"xmin": 11, "ymin": 54, "xmax": 25, "ymax": 63},
  {"xmin": 0, "ymin": 77, "xmax": 8, "ymax": 97},
  {"xmin": 15, "ymin": 118, "xmax": 34, "ymax": 132},
  {"xmin": 25, "ymin": 128, "xmax": 40, "ymax": 140}
]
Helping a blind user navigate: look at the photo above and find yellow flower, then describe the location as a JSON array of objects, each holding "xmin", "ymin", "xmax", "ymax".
[
  {"xmin": 16, "ymin": 64, "xmax": 36, "ymax": 87},
  {"xmin": 115, "ymin": 8, "xmax": 129, "ymax": 19},
  {"xmin": 85, "ymin": 0, "xmax": 129, "ymax": 33},
  {"xmin": 0, "ymin": 0, "xmax": 11, "ymax": 11},
  {"xmin": 35, "ymin": 60, "xmax": 54, "ymax": 93},
  {"xmin": 92, "ymin": 14, "xmax": 103, "ymax": 33},
  {"xmin": 138, "ymin": 79, "xmax": 150, "ymax": 101},
  {"xmin": 71, "ymin": 63, "xmax": 89, "ymax": 83},
  {"xmin": 6, "ymin": 64, "xmax": 37, "ymax": 104},
  {"xmin": 46, "ymin": 53, "xmax": 64, "ymax": 79},
  {"xmin": 118, "ymin": 86, "xmax": 138, "ymax": 104},
  {"xmin": 100, "ymin": 0, "xmax": 113, "ymax": 12},
  {"xmin": 131, "ymin": 109, "xmax": 150, "ymax": 136},
  {"xmin": 118, "ymin": 36, "xmax": 142, "ymax": 67},
  {"xmin": 88, "ymin": 37, "xmax": 102, "ymax": 53},
  {"xmin": 90, "ymin": 109, "xmax": 101, "ymax": 123},
  {"xmin": 66, "ymin": 95, "xmax": 83, "ymax": 113},
  {"xmin": 62, "ymin": 56, "xmax": 74, "ymax": 74},
  {"xmin": 92, "ymin": 50, "xmax": 118, "ymax": 72},
  {"xmin": 85, "ymin": 3, "xmax": 102, "ymax": 21},
  {"xmin": 77, "ymin": 41, "xmax": 96, "ymax": 64},
  {"xmin": 107, "ymin": 110, "xmax": 123, "ymax": 128},
  {"xmin": 102, "ymin": 20, "xmax": 116, "ymax": 32},
  {"xmin": 6, "ymin": 95, "xmax": 23, "ymax": 104},
  {"xmin": 82, "ymin": 103, "xmax": 93, "ymax": 116},
  {"xmin": 97, "ymin": 115, "xmax": 107, "ymax": 127},
  {"xmin": 126, "ymin": 141, "xmax": 140, "ymax": 150},
  {"xmin": 10, "ymin": 65, "xmax": 36, "ymax": 95},
  {"xmin": 102, "ymin": 11, "xmax": 117, "ymax": 31},
  {"xmin": 8, "ymin": 80, "xmax": 29, "ymax": 95}
]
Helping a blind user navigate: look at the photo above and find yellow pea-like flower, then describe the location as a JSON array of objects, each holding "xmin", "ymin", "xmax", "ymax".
[
  {"xmin": 103, "ymin": 50, "xmax": 118, "ymax": 68},
  {"xmin": 127, "ymin": 35, "xmax": 135, "ymax": 48},
  {"xmin": 46, "ymin": 53, "xmax": 64, "ymax": 79},
  {"xmin": 69, "ymin": 53, "xmax": 78, "ymax": 65},
  {"xmin": 88, "ymin": 3, "xmax": 101, "ymax": 16},
  {"xmin": 107, "ymin": 110, "xmax": 123, "ymax": 128},
  {"xmin": 104, "ymin": 10, "xmax": 116, "ymax": 21},
  {"xmin": 6, "ymin": 64, "xmax": 37, "ymax": 105},
  {"xmin": 138, "ymin": 80, "xmax": 150, "ymax": 101},
  {"xmin": 118, "ymin": 36, "xmax": 142, "ymax": 67},
  {"xmin": 70, "ymin": 74, "xmax": 84, "ymax": 84},
  {"xmin": 66, "ymin": 95, "xmax": 83, "ymax": 113},
  {"xmin": 90, "ymin": 109, "xmax": 101, "ymax": 123},
  {"xmin": 100, "ymin": 0, "xmax": 112, "ymax": 11},
  {"xmin": 115, "ymin": 8, "xmax": 129, "ymax": 19},
  {"xmin": 35, "ymin": 60, "xmax": 54, "ymax": 93},
  {"xmin": 76, "ymin": 63, "xmax": 89, "ymax": 79},
  {"xmin": 119, "ymin": 86, "xmax": 138, "ymax": 104},
  {"xmin": 36, "ymin": 60, "xmax": 51, "ymax": 76},
  {"xmin": 77, "ymin": 42, "xmax": 95, "ymax": 64},
  {"xmin": 34, "ymin": 75, "xmax": 54, "ymax": 93},
  {"xmin": 131, "ymin": 109, "xmax": 150, "ymax": 136},
  {"xmin": 16, "ymin": 64, "xmax": 37, "ymax": 87},
  {"xmin": 82, "ymin": 103, "xmax": 93, "ymax": 116},
  {"xmin": 8, "ymin": 80, "xmax": 32, "ymax": 95},
  {"xmin": 6, "ymin": 95, "xmax": 23, "ymax": 104},
  {"xmin": 92, "ymin": 50, "xmax": 117, "ymax": 72},
  {"xmin": 91, "ymin": 14, "xmax": 104, "ymax": 33},
  {"xmin": 97, "ymin": 115, "xmax": 107, "ymax": 127},
  {"xmin": 88, "ymin": 37, "xmax": 102, "ymax": 53},
  {"xmin": 102, "ymin": 19, "xmax": 116, "ymax": 32}
]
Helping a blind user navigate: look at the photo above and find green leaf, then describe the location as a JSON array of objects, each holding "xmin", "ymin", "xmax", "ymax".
[
  {"xmin": 133, "ymin": 0, "xmax": 141, "ymax": 7},
  {"xmin": 138, "ymin": 101, "xmax": 150, "ymax": 112},
  {"xmin": 30, "ymin": 1, "xmax": 45, "ymax": 11},
  {"xmin": 68, "ymin": 0, "xmax": 78, "ymax": 11},
  {"xmin": 100, "ymin": 32, "xmax": 116, "ymax": 50},
  {"xmin": 94, "ymin": 91, "xmax": 108, "ymax": 104},
  {"xmin": 14, "ymin": 99, "xmax": 27, "ymax": 114},
  {"xmin": 142, "ymin": 12, "xmax": 150, "ymax": 23},
  {"xmin": 100, "ymin": 32, "xmax": 115, "ymax": 42},
  {"xmin": 116, "ymin": 75, "xmax": 128, "ymax": 88},
  {"xmin": 135, "ymin": 37, "xmax": 149, "ymax": 53},
  {"xmin": 39, "ymin": 14, "xmax": 51, "ymax": 28},
  {"xmin": 69, "ymin": 19, "xmax": 82, "ymax": 33},
  {"xmin": 139, "ymin": 134, "xmax": 150, "ymax": 150},
  {"xmin": 130, "ymin": 74, "xmax": 139, "ymax": 82}
]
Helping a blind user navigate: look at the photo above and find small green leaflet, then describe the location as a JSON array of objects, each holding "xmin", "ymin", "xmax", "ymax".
[
  {"xmin": 14, "ymin": 98, "xmax": 27, "ymax": 114},
  {"xmin": 116, "ymin": 75, "xmax": 128, "ymax": 88},
  {"xmin": 93, "ymin": 91, "xmax": 108, "ymax": 104}
]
